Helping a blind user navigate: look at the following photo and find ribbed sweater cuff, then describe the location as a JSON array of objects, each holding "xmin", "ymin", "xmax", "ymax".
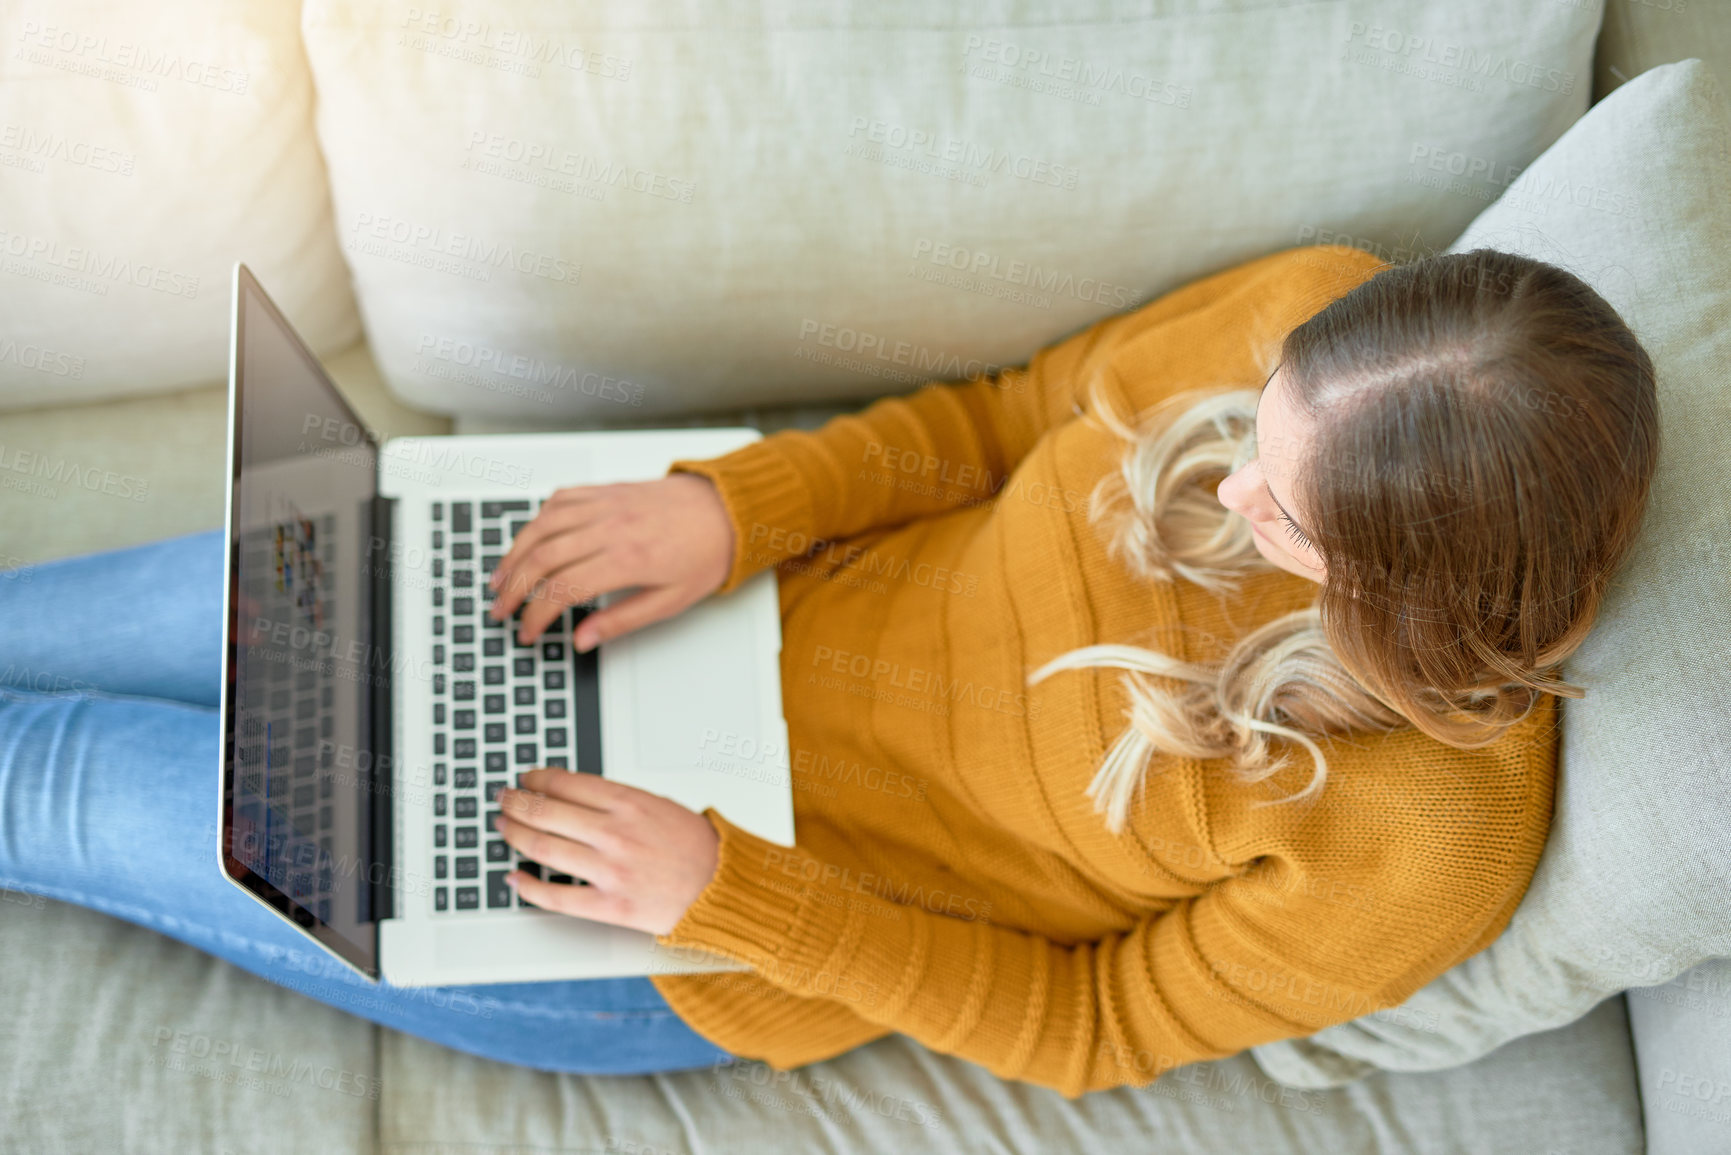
[
  {"xmin": 668, "ymin": 440, "xmax": 814, "ymax": 594},
  {"xmin": 656, "ymin": 808, "xmax": 852, "ymax": 982}
]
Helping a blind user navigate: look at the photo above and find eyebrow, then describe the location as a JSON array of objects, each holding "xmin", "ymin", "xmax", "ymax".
[{"xmin": 1254, "ymin": 369, "xmax": 1312, "ymax": 541}]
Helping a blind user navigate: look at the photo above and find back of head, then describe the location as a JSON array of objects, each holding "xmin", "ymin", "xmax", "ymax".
[
  {"xmin": 1036, "ymin": 247, "xmax": 1662, "ymax": 832},
  {"xmin": 1284, "ymin": 248, "xmax": 1661, "ymax": 740}
]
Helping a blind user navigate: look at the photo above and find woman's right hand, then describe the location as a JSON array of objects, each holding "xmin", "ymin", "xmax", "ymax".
[{"xmin": 487, "ymin": 473, "xmax": 735, "ymax": 652}]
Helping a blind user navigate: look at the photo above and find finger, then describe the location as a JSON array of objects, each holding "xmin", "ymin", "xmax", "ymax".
[
  {"xmin": 489, "ymin": 522, "xmax": 607, "ymax": 620},
  {"xmin": 495, "ymin": 813, "xmax": 610, "ymax": 883},
  {"xmin": 518, "ymin": 765, "xmax": 637, "ymax": 810},
  {"xmin": 489, "ymin": 501, "xmax": 609, "ymax": 607},
  {"xmin": 505, "ymin": 868, "xmax": 611, "ymax": 921},
  {"xmin": 573, "ymin": 585, "xmax": 693, "ymax": 652},
  {"xmin": 515, "ymin": 558, "xmax": 629, "ymax": 644},
  {"xmin": 499, "ymin": 785, "xmax": 609, "ymax": 841}
]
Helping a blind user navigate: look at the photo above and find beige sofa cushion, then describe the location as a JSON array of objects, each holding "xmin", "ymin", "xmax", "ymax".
[
  {"xmin": 300, "ymin": 0, "xmax": 1599, "ymax": 421},
  {"xmin": 1250, "ymin": 58, "xmax": 1731, "ymax": 1087},
  {"xmin": 367, "ymin": 991, "xmax": 1643, "ymax": 1154},
  {"xmin": 0, "ymin": 0, "xmax": 360, "ymax": 411}
]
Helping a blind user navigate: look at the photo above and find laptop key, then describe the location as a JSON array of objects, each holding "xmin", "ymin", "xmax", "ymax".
[
  {"xmin": 484, "ymin": 694, "xmax": 506, "ymax": 714},
  {"xmin": 514, "ymin": 685, "xmax": 535, "ymax": 706},
  {"xmin": 434, "ymin": 886, "xmax": 448, "ymax": 911},
  {"xmin": 451, "ymin": 502, "xmax": 471, "ymax": 533},
  {"xmin": 484, "ymin": 722, "xmax": 506, "ymax": 743},
  {"xmin": 455, "ymin": 886, "xmax": 480, "ymax": 910},
  {"xmin": 485, "ymin": 750, "xmax": 507, "ymax": 773},
  {"xmin": 487, "ymin": 871, "xmax": 512, "ymax": 908},
  {"xmin": 454, "ymin": 826, "xmax": 478, "ymax": 848},
  {"xmin": 485, "ymin": 838, "xmax": 508, "ymax": 860},
  {"xmin": 455, "ymin": 856, "xmax": 478, "ymax": 880},
  {"xmin": 545, "ymin": 698, "xmax": 566, "ymax": 719},
  {"xmin": 483, "ymin": 636, "xmax": 505, "ymax": 656}
]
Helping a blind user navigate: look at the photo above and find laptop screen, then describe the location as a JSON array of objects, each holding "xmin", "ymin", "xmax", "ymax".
[{"xmin": 220, "ymin": 265, "xmax": 383, "ymax": 979}]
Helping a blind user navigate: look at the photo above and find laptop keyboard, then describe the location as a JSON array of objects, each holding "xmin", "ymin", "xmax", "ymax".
[{"xmin": 426, "ymin": 498, "xmax": 602, "ymax": 915}]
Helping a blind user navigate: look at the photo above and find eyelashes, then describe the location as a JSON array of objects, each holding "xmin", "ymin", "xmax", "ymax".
[{"xmin": 1279, "ymin": 514, "xmax": 1314, "ymax": 551}]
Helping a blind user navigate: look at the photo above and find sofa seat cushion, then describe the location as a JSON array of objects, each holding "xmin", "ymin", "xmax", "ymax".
[
  {"xmin": 371, "ymin": 991, "xmax": 1643, "ymax": 1155},
  {"xmin": 0, "ymin": 898, "xmax": 375, "ymax": 1154}
]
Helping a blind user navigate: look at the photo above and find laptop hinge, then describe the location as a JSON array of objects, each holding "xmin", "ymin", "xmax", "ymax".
[{"xmin": 369, "ymin": 492, "xmax": 396, "ymax": 924}]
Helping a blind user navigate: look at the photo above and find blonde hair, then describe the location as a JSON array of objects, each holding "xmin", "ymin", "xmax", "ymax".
[{"xmin": 1030, "ymin": 249, "xmax": 1660, "ymax": 835}]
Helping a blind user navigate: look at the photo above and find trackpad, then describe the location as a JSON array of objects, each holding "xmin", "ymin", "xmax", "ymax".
[{"xmin": 610, "ymin": 594, "xmax": 763, "ymax": 775}]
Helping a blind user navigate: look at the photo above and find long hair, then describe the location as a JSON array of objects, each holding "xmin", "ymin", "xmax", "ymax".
[{"xmin": 1031, "ymin": 248, "xmax": 1660, "ymax": 835}]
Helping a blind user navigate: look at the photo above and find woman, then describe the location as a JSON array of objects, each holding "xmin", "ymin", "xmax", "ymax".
[{"xmin": 0, "ymin": 243, "xmax": 1658, "ymax": 1098}]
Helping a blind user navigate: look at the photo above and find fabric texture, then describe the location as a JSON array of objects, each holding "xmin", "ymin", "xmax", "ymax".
[
  {"xmin": 297, "ymin": 0, "xmax": 1599, "ymax": 421},
  {"xmin": 1249, "ymin": 58, "xmax": 1731, "ymax": 1087},
  {"xmin": 0, "ymin": 0, "xmax": 360, "ymax": 410},
  {"xmin": 645, "ymin": 242, "xmax": 1561, "ymax": 1099},
  {"xmin": 0, "ymin": 530, "xmax": 735, "ymax": 1077}
]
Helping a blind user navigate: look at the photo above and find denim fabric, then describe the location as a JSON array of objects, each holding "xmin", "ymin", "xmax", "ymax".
[{"xmin": 0, "ymin": 528, "xmax": 734, "ymax": 1075}]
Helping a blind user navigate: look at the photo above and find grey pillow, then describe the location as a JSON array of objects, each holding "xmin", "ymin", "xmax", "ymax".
[{"xmin": 1251, "ymin": 58, "xmax": 1731, "ymax": 1087}]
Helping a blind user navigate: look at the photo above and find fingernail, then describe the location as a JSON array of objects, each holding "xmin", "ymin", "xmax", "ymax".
[
  {"xmin": 504, "ymin": 872, "xmax": 519, "ymax": 889},
  {"xmin": 574, "ymin": 629, "xmax": 593, "ymax": 653}
]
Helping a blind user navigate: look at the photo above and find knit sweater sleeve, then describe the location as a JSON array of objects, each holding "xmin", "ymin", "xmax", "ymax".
[
  {"xmin": 658, "ymin": 768, "xmax": 1546, "ymax": 1101},
  {"xmin": 667, "ymin": 243, "xmax": 1387, "ymax": 594}
]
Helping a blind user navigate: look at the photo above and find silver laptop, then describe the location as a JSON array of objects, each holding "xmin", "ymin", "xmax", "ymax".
[{"xmin": 217, "ymin": 263, "xmax": 792, "ymax": 987}]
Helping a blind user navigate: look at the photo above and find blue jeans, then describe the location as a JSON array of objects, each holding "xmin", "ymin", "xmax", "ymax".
[{"xmin": 0, "ymin": 528, "xmax": 736, "ymax": 1076}]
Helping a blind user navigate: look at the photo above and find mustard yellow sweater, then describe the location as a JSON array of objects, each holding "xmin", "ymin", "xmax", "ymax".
[{"xmin": 652, "ymin": 243, "xmax": 1559, "ymax": 1099}]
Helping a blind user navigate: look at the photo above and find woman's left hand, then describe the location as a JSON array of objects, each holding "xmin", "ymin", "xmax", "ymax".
[{"xmin": 496, "ymin": 768, "xmax": 720, "ymax": 937}]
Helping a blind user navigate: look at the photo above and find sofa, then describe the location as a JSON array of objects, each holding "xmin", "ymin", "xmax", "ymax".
[{"xmin": 3, "ymin": 2, "xmax": 1730, "ymax": 1152}]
